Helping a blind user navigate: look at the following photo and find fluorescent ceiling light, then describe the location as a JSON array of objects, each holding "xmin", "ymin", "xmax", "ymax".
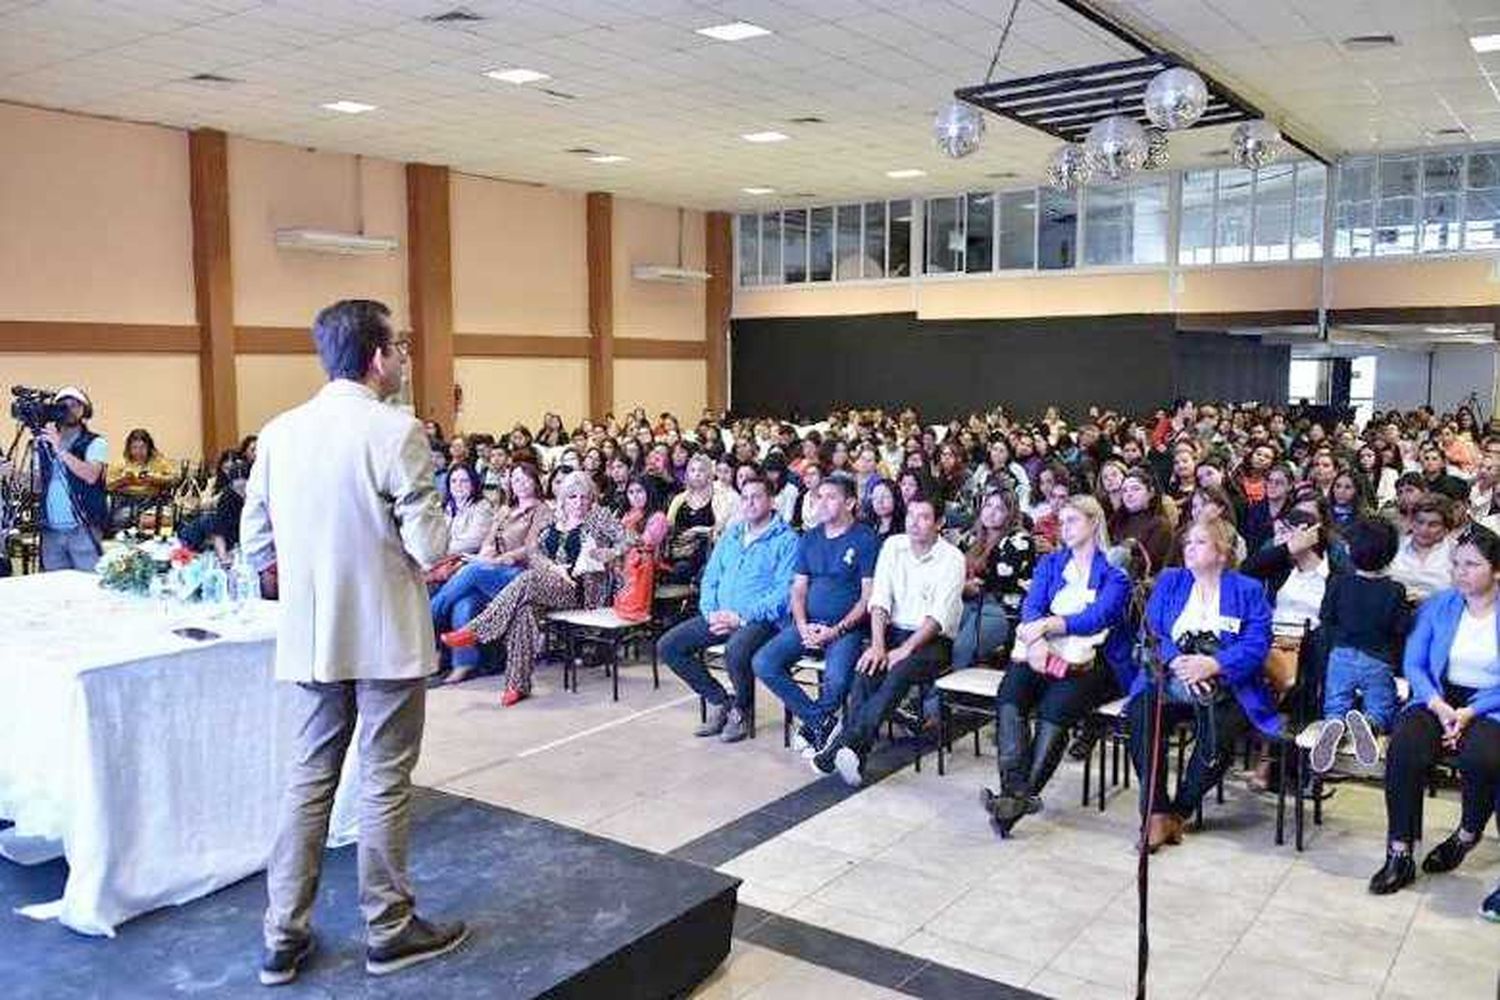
[
  {"xmin": 741, "ymin": 131, "xmax": 789, "ymax": 143},
  {"xmin": 485, "ymin": 67, "xmax": 550, "ymax": 85},
  {"xmin": 1471, "ymin": 34, "xmax": 1500, "ymax": 53},
  {"xmin": 321, "ymin": 100, "xmax": 376, "ymax": 114},
  {"xmin": 587, "ymin": 154, "xmax": 629, "ymax": 163},
  {"xmin": 742, "ymin": 186, "xmax": 776, "ymax": 195},
  {"xmin": 696, "ymin": 21, "xmax": 772, "ymax": 42},
  {"xmin": 885, "ymin": 168, "xmax": 926, "ymax": 179}
]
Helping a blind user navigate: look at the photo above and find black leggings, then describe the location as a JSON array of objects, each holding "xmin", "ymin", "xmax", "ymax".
[
  {"xmin": 1129, "ymin": 686, "xmax": 1249, "ymax": 819},
  {"xmin": 1384, "ymin": 707, "xmax": 1500, "ymax": 844}
]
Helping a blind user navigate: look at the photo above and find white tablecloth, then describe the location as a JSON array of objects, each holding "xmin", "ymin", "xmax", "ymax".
[{"xmin": 0, "ymin": 571, "xmax": 357, "ymax": 936}]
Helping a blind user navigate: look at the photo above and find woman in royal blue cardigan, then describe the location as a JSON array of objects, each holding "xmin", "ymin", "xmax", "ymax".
[
  {"xmin": 981, "ymin": 495, "xmax": 1134, "ymax": 836},
  {"xmin": 1371, "ymin": 525, "xmax": 1500, "ymax": 919},
  {"xmin": 1129, "ymin": 519, "xmax": 1275, "ymax": 851}
]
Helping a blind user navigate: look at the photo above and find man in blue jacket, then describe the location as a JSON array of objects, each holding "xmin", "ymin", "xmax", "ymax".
[{"xmin": 660, "ymin": 472, "xmax": 798, "ymax": 742}]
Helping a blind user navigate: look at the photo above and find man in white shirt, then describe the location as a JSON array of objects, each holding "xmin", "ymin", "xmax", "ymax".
[
  {"xmin": 241, "ymin": 300, "xmax": 467, "ymax": 986},
  {"xmin": 811, "ymin": 494, "xmax": 965, "ymax": 787},
  {"xmin": 1390, "ymin": 494, "xmax": 1457, "ymax": 603}
]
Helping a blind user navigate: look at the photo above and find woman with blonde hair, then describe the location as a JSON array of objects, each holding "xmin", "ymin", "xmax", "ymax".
[
  {"xmin": 442, "ymin": 471, "xmax": 626, "ymax": 705},
  {"xmin": 981, "ymin": 494, "xmax": 1134, "ymax": 836}
]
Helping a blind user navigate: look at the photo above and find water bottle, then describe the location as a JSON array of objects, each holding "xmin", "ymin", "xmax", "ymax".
[
  {"xmin": 232, "ymin": 552, "xmax": 261, "ymax": 609},
  {"xmin": 201, "ymin": 557, "xmax": 228, "ymax": 608}
]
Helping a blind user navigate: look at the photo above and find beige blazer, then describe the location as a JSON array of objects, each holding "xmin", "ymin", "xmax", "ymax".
[{"xmin": 241, "ymin": 380, "xmax": 448, "ymax": 682}]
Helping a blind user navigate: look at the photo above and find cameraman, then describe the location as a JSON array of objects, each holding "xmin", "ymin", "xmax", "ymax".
[{"xmin": 37, "ymin": 386, "xmax": 109, "ymax": 571}]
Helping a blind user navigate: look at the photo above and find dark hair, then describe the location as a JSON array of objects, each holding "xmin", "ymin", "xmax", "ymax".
[
  {"xmin": 1457, "ymin": 523, "xmax": 1500, "ymax": 568},
  {"xmin": 1395, "ymin": 471, "xmax": 1426, "ymax": 492},
  {"xmin": 624, "ymin": 474, "xmax": 663, "ymax": 514},
  {"xmin": 820, "ymin": 471, "xmax": 858, "ymax": 501},
  {"xmin": 507, "ymin": 462, "xmax": 543, "ymax": 502},
  {"xmin": 312, "ymin": 299, "xmax": 393, "ymax": 381},
  {"xmin": 1345, "ymin": 518, "xmax": 1398, "ymax": 573},
  {"xmin": 124, "ymin": 428, "xmax": 157, "ymax": 462},
  {"xmin": 1412, "ymin": 493, "xmax": 1456, "ymax": 528},
  {"xmin": 738, "ymin": 470, "xmax": 770, "ymax": 496},
  {"xmin": 863, "ymin": 476, "xmax": 905, "ymax": 531},
  {"xmin": 906, "ymin": 491, "xmax": 942, "ymax": 518},
  {"xmin": 444, "ymin": 463, "xmax": 480, "ymax": 514}
]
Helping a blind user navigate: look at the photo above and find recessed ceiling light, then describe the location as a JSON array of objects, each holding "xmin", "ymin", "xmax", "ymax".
[
  {"xmin": 1341, "ymin": 33, "xmax": 1399, "ymax": 51},
  {"xmin": 322, "ymin": 100, "xmax": 376, "ymax": 114},
  {"xmin": 485, "ymin": 67, "xmax": 550, "ymax": 85},
  {"xmin": 1472, "ymin": 34, "xmax": 1500, "ymax": 54},
  {"xmin": 885, "ymin": 169, "xmax": 926, "ymax": 179},
  {"xmin": 741, "ymin": 131, "xmax": 789, "ymax": 143},
  {"xmin": 696, "ymin": 21, "xmax": 772, "ymax": 42},
  {"xmin": 742, "ymin": 187, "xmax": 775, "ymax": 195},
  {"xmin": 587, "ymin": 154, "xmax": 629, "ymax": 164}
]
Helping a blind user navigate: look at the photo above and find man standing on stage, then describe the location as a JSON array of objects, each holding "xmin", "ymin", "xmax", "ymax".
[{"xmin": 242, "ymin": 299, "xmax": 468, "ymax": 986}]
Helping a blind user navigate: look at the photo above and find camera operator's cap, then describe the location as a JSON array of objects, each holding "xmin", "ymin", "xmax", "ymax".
[{"xmin": 54, "ymin": 385, "xmax": 91, "ymax": 409}]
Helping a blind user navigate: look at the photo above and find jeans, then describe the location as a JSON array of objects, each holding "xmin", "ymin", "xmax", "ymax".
[
  {"xmin": 40, "ymin": 525, "xmax": 101, "ymax": 572},
  {"xmin": 843, "ymin": 627, "xmax": 951, "ymax": 755},
  {"xmin": 660, "ymin": 614, "xmax": 777, "ymax": 712},
  {"xmin": 751, "ymin": 623, "xmax": 864, "ymax": 730},
  {"xmin": 1384, "ymin": 687, "xmax": 1500, "ymax": 844},
  {"xmin": 1129, "ymin": 681, "xmax": 1248, "ymax": 819},
  {"xmin": 950, "ymin": 597, "xmax": 1012, "ymax": 671},
  {"xmin": 1323, "ymin": 645, "xmax": 1398, "ymax": 732},
  {"xmin": 430, "ymin": 562, "xmax": 523, "ymax": 668},
  {"xmin": 264, "ymin": 679, "xmax": 425, "ymax": 951}
]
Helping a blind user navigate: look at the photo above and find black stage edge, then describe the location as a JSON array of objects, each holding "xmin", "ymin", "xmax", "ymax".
[{"xmin": 0, "ymin": 789, "xmax": 739, "ymax": 1000}]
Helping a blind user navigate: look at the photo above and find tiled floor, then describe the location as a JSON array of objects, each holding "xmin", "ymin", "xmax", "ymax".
[{"xmin": 420, "ymin": 657, "xmax": 1500, "ymax": 999}]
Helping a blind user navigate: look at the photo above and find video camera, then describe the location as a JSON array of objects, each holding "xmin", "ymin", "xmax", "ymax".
[{"xmin": 9, "ymin": 386, "xmax": 69, "ymax": 433}]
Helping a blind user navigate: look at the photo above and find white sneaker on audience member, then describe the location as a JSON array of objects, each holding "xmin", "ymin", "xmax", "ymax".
[
  {"xmin": 1344, "ymin": 710, "xmax": 1380, "ymax": 767},
  {"xmin": 1310, "ymin": 717, "xmax": 1346, "ymax": 773}
]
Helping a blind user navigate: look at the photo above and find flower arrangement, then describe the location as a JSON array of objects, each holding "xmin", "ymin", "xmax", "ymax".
[{"xmin": 96, "ymin": 546, "xmax": 156, "ymax": 595}]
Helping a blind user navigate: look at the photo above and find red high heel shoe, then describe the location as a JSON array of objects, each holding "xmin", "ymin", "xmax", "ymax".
[
  {"xmin": 501, "ymin": 689, "xmax": 528, "ymax": 707},
  {"xmin": 441, "ymin": 627, "xmax": 477, "ymax": 649}
]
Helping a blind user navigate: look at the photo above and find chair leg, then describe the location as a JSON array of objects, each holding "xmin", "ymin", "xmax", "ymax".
[
  {"xmin": 1275, "ymin": 741, "xmax": 1288, "ymax": 847},
  {"xmin": 783, "ymin": 707, "xmax": 792, "ymax": 749},
  {"xmin": 700, "ymin": 696, "xmax": 707, "ymax": 723},
  {"xmin": 1082, "ymin": 739, "xmax": 1092, "ymax": 807},
  {"xmin": 937, "ymin": 693, "xmax": 947, "ymax": 777},
  {"xmin": 610, "ymin": 640, "xmax": 620, "ymax": 702},
  {"xmin": 1097, "ymin": 727, "xmax": 1108, "ymax": 812}
]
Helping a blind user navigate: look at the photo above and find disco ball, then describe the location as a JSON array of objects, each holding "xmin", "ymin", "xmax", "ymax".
[
  {"xmin": 1230, "ymin": 119, "xmax": 1283, "ymax": 169},
  {"xmin": 1083, "ymin": 114, "xmax": 1149, "ymax": 181},
  {"xmin": 933, "ymin": 100, "xmax": 985, "ymax": 159},
  {"xmin": 1143, "ymin": 66, "xmax": 1209, "ymax": 131},
  {"xmin": 1143, "ymin": 128, "xmax": 1170, "ymax": 170},
  {"xmin": 1044, "ymin": 142, "xmax": 1092, "ymax": 192}
]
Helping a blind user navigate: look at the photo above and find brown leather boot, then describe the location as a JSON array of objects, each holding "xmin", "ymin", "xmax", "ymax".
[{"xmin": 1146, "ymin": 813, "xmax": 1184, "ymax": 853}]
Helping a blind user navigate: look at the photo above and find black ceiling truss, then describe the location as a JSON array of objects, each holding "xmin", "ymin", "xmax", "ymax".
[{"xmin": 955, "ymin": 0, "xmax": 1328, "ymax": 165}]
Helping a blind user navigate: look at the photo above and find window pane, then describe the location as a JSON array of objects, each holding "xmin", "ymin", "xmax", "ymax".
[
  {"xmin": 888, "ymin": 199, "xmax": 912, "ymax": 277},
  {"xmin": 1130, "ymin": 176, "xmax": 1169, "ymax": 264},
  {"xmin": 1215, "ymin": 167, "xmax": 1252, "ymax": 263},
  {"xmin": 760, "ymin": 211, "xmax": 782, "ymax": 284},
  {"xmin": 1335, "ymin": 160, "xmax": 1374, "ymax": 258},
  {"xmin": 1379, "ymin": 156, "xmax": 1419, "ymax": 199},
  {"xmin": 925, "ymin": 196, "xmax": 962, "ymax": 273},
  {"xmin": 1464, "ymin": 152, "xmax": 1500, "ymax": 251},
  {"xmin": 965, "ymin": 192, "xmax": 994, "ymax": 273},
  {"xmin": 1252, "ymin": 163, "xmax": 1294, "ymax": 261},
  {"xmin": 808, "ymin": 206, "xmax": 833, "ymax": 282},
  {"xmin": 1293, "ymin": 162, "xmax": 1326, "ymax": 259},
  {"xmin": 997, "ymin": 190, "xmax": 1035, "ymax": 269},
  {"xmin": 1470, "ymin": 151, "xmax": 1500, "ymax": 189},
  {"xmin": 782, "ymin": 208, "xmax": 806, "ymax": 283},
  {"xmin": 1422, "ymin": 192, "xmax": 1461, "ymax": 253},
  {"xmin": 1083, "ymin": 181, "xmax": 1129, "ymax": 266},
  {"xmin": 1038, "ymin": 188, "xmax": 1078, "ymax": 270},
  {"xmin": 737, "ymin": 213, "xmax": 759, "ymax": 285},
  {"xmin": 1375, "ymin": 195, "xmax": 1416, "ymax": 255},
  {"xmin": 1423, "ymin": 154, "xmax": 1462, "ymax": 193},
  {"xmin": 840, "ymin": 203, "xmax": 864, "ymax": 280},
  {"xmin": 863, "ymin": 201, "xmax": 887, "ymax": 278},
  {"xmin": 1179, "ymin": 169, "xmax": 1215, "ymax": 265}
]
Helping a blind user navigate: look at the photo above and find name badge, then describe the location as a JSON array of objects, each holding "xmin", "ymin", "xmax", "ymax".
[{"xmin": 1217, "ymin": 615, "xmax": 1242, "ymax": 634}]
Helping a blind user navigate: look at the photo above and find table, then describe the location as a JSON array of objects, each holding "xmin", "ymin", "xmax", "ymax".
[{"xmin": 0, "ymin": 571, "xmax": 356, "ymax": 936}]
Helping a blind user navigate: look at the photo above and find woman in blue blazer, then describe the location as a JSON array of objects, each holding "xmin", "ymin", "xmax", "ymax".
[
  {"xmin": 1129, "ymin": 519, "xmax": 1275, "ymax": 851},
  {"xmin": 1371, "ymin": 525, "xmax": 1500, "ymax": 919},
  {"xmin": 981, "ymin": 495, "xmax": 1133, "ymax": 836}
]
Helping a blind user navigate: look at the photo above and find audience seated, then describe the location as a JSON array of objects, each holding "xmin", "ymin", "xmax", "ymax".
[
  {"xmin": 106, "ymin": 428, "xmax": 178, "ymax": 530},
  {"xmin": 951, "ymin": 484, "xmax": 1035, "ymax": 671}
]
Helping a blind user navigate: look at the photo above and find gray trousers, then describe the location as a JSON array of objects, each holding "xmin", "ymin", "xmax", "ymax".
[
  {"xmin": 41, "ymin": 525, "xmax": 100, "ymax": 572},
  {"xmin": 264, "ymin": 679, "xmax": 426, "ymax": 951}
]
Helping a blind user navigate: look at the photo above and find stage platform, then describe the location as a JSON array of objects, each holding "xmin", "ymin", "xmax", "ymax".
[{"xmin": 0, "ymin": 789, "xmax": 739, "ymax": 999}]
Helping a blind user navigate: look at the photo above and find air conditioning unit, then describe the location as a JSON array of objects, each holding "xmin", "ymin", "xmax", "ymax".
[
  {"xmin": 274, "ymin": 228, "xmax": 400, "ymax": 256},
  {"xmin": 632, "ymin": 264, "xmax": 712, "ymax": 283}
]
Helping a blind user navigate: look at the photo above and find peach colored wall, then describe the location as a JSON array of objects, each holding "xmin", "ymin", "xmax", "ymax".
[
  {"xmin": 454, "ymin": 357, "xmax": 588, "ymax": 435},
  {"xmin": 1174, "ymin": 264, "xmax": 1322, "ymax": 313},
  {"xmin": 235, "ymin": 354, "xmax": 327, "ymax": 438},
  {"xmin": 614, "ymin": 198, "xmax": 706, "ymax": 340},
  {"xmin": 917, "ymin": 272, "xmax": 1172, "ymax": 320},
  {"xmin": 1329, "ymin": 258, "xmax": 1500, "ymax": 309},
  {"xmin": 229, "ymin": 137, "xmax": 409, "ymax": 330},
  {"xmin": 733, "ymin": 282, "xmax": 918, "ymax": 319},
  {"xmin": 0, "ymin": 353, "xmax": 203, "ymax": 461},
  {"xmin": 0, "ymin": 103, "xmax": 195, "ymax": 325},
  {"xmin": 614, "ymin": 359, "xmax": 707, "ymax": 420},
  {"xmin": 450, "ymin": 174, "xmax": 588, "ymax": 337}
]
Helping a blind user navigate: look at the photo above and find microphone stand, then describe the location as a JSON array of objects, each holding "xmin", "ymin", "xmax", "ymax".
[{"xmin": 1134, "ymin": 594, "xmax": 1167, "ymax": 1000}]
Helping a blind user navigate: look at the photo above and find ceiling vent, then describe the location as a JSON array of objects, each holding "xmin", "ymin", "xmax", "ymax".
[
  {"xmin": 788, "ymin": 116, "xmax": 825, "ymax": 124},
  {"xmin": 1341, "ymin": 34, "xmax": 1399, "ymax": 51},
  {"xmin": 539, "ymin": 88, "xmax": 578, "ymax": 100},
  {"xmin": 1429, "ymin": 126, "xmax": 1469, "ymax": 138},
  {"xmin": 423, "ymin": 7, "xmax": 486, "ymax": 24},
  {"xmin": 187, "ymin": 72, "xmax": 239, "ymax": 85},
  {"xmin": 564, "ymin": 147, "xmax": 599, "ymax": 155},
  {"xmin": 275, "ymin": 229, "xmax": 399, "ymax": 256}
]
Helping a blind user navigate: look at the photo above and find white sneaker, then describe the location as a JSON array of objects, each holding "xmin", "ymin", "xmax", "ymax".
[
  {"xmin": 1310, "ymin": 718, "xmax": 1346, "ymax": 773},
  {"xmin": 833, "ymin": 746, "xmax": 864, "ymax": 787},
  {"xmin": 1345, "ymin": 710, "xmax": 1380, "ymax": 767}
]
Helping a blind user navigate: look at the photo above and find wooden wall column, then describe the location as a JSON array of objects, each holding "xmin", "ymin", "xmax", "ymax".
[
  {"xmin": 586, "ymin": 191, "xmax": 614, "ymax": 419},
  {"xmin": 406, "ymin": 163, "xmax": 456, "ymax": 431},
  {"xmin": 188, "ymin": 128, "xmax": 238, "ymax": 457},
  {"xmin": 705, "ymin": 211, "xmax": 732, "ymax": 415}
]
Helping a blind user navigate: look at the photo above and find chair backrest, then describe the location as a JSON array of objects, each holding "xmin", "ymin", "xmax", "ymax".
[{"xmin": 1264, "ymin": 618, "xmax": 1313, "ymax": 701}]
